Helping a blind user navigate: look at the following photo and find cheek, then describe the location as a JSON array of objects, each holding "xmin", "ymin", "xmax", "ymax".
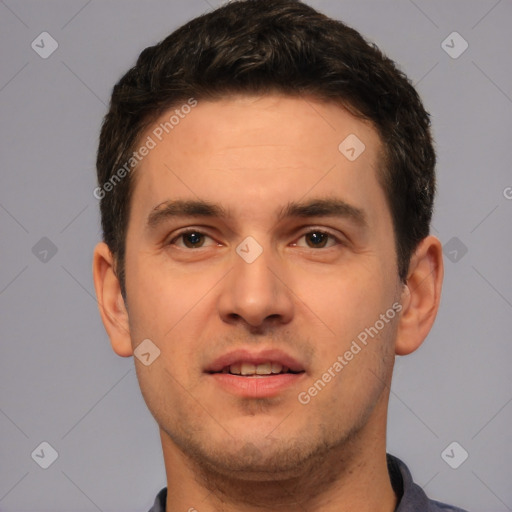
[
  {"xmin": 126, "ymin": 248, "xmax": 197, "ymax": 333},
  {"xmin": 125, "ymin": 254, "xmax": 214, "ymax": 380},
  {"xmin": 298, "ymin": 262, "xmax": 391, "ymax": 344},
  {"xmin": 316, "ymin": 309, "xmax": 397, "ymax": 406}
]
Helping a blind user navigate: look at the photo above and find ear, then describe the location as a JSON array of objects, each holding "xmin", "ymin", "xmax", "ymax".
[
  {"xmin": 92, "ymin": 242, "xmax": 133, "ymax": 357},
  {"xmin": 395, "ymin": 235, "xmax": 444, "ymax": 356}
]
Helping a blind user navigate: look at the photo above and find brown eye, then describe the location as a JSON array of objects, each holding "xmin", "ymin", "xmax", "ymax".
[
  {"xmin": 294, "ymin": 230, "xmax": 339, "ymax": 249},
  {"xmin": 305, "ymin": 231, "xmax": 329, "ymax": 248},
  {"xmin": 182, "ymin": 232, "xmax": 204, "ymax": 248},
  {"xmin": 170, "ymin": 230, "xmax": 214, "ymax": 249}
]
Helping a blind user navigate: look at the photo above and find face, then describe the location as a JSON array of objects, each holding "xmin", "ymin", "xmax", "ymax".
[{"xmin": 123, "ymin": 94, "xmax": 403, "ymax": 478}]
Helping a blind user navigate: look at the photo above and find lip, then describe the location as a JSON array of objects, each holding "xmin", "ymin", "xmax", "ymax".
[
  {"xmin": 205, "ymin": 348, "xmax": 306, "ymax": 374},
  {"xmin": 205, "ymin": 348, "xmax": 307, "ymax": 399},
  {"xmin": 208, "ymin": 371, "xmax": 307, "ymax": 398}
]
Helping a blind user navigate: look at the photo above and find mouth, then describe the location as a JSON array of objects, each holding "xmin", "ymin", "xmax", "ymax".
[
  {"xmin": 208, "ymin": 361, "xmax": 305, "ymax": 377},
  {"xmin": 205, "ymin": 349, "xmax": 307, "ymax": 398}
]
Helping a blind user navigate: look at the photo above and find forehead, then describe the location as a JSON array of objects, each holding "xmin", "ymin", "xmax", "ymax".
[
  {"xmin": 145, "ymin": 94, "xmax": 381, "ymax": 166},
  {"xmin": 129, "ymin": 94, "xmax": 388, "ymax": 231}
]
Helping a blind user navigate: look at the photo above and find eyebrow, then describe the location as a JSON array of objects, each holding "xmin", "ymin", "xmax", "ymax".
[{"xmin": 146, "ymin": 197, "xmax": 368, "ymax": 229}]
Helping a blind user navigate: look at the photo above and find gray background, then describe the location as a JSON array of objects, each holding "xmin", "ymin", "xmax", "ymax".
[{"xmin": 0, "ymin": 0, "xmax": 511, "ymax": 511}]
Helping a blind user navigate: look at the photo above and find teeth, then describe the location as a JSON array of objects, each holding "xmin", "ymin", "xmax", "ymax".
[
  {"xmin": 227, "ymin": 361, "xmax": 287, "ymax": 376},
  {"xmin": 230, "ymin": 362, "xmax": 241, "ymax": 375},
  {"xmin": 240, "ymin": 363, "xmax": 256, "ymax": 375},
  {"xmin": 271, "ymin": 362, "xmax": 283, "ymax": 374},
  {"xmin": 256, "ymin": 362, "xmax": 272, "ymax": 375}
]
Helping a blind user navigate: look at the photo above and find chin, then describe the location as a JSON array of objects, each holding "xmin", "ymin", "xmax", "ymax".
[
  {"xmin": 197, "ymin": 450, "xmax": 311, "ymax": 481},
  {"xmin": 183, "ymin": 431, "xmax": 335, "ymax": 481}
]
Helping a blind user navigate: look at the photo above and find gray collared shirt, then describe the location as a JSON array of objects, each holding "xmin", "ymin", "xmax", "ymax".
[{"xmin": 147, "ymin": 454, "xmax": 468, "ymax": 511}]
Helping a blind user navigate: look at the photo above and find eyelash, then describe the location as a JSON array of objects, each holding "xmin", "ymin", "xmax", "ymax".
[{"xmin": 168, "ymin": 228, "xmax": 343, "ymax": 249}]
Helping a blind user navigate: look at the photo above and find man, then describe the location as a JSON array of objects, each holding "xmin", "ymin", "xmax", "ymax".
[{"xmin": 92, "ymin": 1, "xmax": 468, "ymax": 510}]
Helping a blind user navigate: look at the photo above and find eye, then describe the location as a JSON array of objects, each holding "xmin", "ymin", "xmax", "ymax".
[
  {"xmin": 293, "ymin": 230, "xmax": 341, "ymax": 249},
  {"xmin": 168, "ymin": 228, "xmax": 342, "ymax": 250},
  {"xmin": 169, "ymin": 229, "xmax": 216, "ymax": 249}
]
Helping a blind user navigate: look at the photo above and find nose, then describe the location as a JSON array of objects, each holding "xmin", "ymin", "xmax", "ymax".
[{"xmin": 217, "ymin": 238, "xmax": 294, "ymax": 329}]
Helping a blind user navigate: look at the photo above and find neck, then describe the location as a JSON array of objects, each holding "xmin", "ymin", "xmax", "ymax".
[{"xmin": 161, "ymin": 396, "xmax": 397, "ymax": 512}]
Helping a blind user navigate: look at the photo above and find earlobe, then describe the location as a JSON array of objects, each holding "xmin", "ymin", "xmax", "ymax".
[
  {"xmin": 394, "ymin": 235, "xmax": 444, "ymax": 356},
  {"xmin": 92, "ymin": 242, "xmax": 133, "ymax": 357}
]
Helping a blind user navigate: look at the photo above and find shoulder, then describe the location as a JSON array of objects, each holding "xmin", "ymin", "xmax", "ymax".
[
  {"xmin": 147, "ymin": 487, "xmax": 167, "ymax": 512},
  {"xmin": 387, "ymin": 454, "xmax": 469, "ymax": 512},
  {"xmin": 428, "ymin": 499, "xmax": 469, "ymax": 512}
]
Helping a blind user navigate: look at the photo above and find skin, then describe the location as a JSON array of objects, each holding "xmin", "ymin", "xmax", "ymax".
[{"xmin": 93, "ymin": 94, "xmax": 443, "ymax": 512}]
